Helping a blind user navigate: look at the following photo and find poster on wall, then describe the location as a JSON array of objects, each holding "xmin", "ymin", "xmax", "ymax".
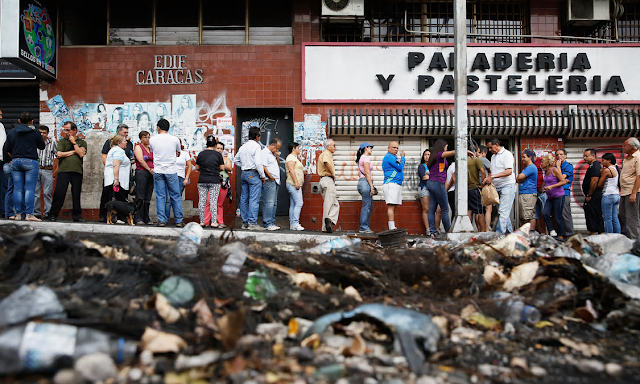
[
  {"xmin": 125, "ymin": 102, "xmax": 149, "ymax": 141},
  {"xmin": 72, "ymin": 104, "xmax": 93, "ymax": 133},
  {"xmin": 86, "ymin": 103, "xmax": 107, "ymax": 130},
  {"xmin": 149, "ymin": 102, "xmax": 171, "ymax": 131},
  {"xmin": 107, "ymin": 104, "xmax": 126, "ymax": 132},
  {"xmin": 171, "ymin": 94, "xmax": 196, "ymax": 136},
  {"xmin": 45, "ymin": 94, "xmax": 72, "ymax": 125}
]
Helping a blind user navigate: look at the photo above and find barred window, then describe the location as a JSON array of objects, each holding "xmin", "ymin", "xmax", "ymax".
[
  {"xmin": 321, "ymin": 0, "xmax": 530, "ymax": 43},
  {"xmin": 563, "ymin": 0, "xmax": 640, "ymax": 43}
]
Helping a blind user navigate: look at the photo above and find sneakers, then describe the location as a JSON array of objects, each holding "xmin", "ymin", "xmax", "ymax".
[
  {"xmin": 323, "ymin": 218, "xmax": 333, "ymax": 233},
  {"xmin": 116, "ymin": 220, "xmax": 125, "ymax": 224},
  {"xmin": 176, "ymin": 222, "xmax": 185, "ymax": 228},
  {"xmin": 247, "ymin": 224, "xmax": 262, "ymax": 231},
  {"xmin": 292, "ymin": 225, "xmax": 305, "ymax": 231},
  {"xmin": 242, "ymin": 223, "xmax": 249, "ymax": 229},
  {"xmin": 266, "ymin": 225, "xmax": 280, "ymax": 231},
  {"xmin": 359, "ymin": 229, "xmax": 375, "ymax": 235}
]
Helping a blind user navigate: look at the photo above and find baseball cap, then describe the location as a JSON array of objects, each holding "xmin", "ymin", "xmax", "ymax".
[{"xmin": 360, "ymin": 142, "xmax": 373, "ymax": 149}]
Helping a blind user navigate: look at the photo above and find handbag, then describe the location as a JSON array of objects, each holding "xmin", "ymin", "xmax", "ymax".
[{"xmin": 481, "ymin": 183, "xmax": 500, "ymax": 206}]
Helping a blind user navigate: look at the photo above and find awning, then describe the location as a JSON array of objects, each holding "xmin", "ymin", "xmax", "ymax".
[{"xmin": 328, "ymin": 109, "xmax": 640, "ymax": 138}]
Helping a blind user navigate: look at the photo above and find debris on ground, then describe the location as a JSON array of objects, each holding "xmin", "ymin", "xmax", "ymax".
[{"xmin": 0, "ymin": 223, "xmax": 639, "ymax": 383}]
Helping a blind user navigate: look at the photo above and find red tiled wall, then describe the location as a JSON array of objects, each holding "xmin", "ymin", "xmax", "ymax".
[{"xmin": 530, "ymin": 0, "xmax": 562, "ymax": 43}]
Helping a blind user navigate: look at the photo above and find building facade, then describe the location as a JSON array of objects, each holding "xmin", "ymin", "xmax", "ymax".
[{"xmin": 1, "ymin": 0, "xmax": 639, "ymax": 233}]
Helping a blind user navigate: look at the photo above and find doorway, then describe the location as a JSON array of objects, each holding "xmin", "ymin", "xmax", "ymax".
[{"xmin": 236, "ymin": 108, "xmax": 293, "ymax": 216}]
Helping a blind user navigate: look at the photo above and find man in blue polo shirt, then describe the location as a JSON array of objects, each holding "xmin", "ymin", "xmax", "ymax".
[
  {"xmin": 516, "ymin": 150, "xmax": 538, "ymax": 228},
  {"xmin": 555, "ymin": 149, "xmax": 574, "ymax": 236},
  {"xmin": 382, "ymin": 141, "xmax": 405, "ymax": 230}
]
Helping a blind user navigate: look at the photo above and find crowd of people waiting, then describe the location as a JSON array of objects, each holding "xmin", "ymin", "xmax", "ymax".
[{"xmin": 1, "ymin": 110, "xmax": 640, "ymax": 240}]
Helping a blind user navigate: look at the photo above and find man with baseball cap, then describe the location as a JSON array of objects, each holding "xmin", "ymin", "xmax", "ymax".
[
  {"xmin": 382, "ymin": 141, "xmax": 405, "ymax": 230},
  {"xmin": 516, "ymin": 150, "xmax": 538, "ymax": 228}
]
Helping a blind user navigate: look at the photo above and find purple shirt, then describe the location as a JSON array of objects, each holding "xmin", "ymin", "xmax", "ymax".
[
  {"xmin": 544, "ymin": 170, "xmax": 564, "ymax": 199},
  {"xmin": 428, "ymin": 152, "xmax": 448, "ymax": 183}
]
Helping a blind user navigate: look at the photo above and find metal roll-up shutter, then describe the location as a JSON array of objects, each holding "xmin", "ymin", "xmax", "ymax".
[
  {"xmin": 564, "ymin": 139, "xmax": 624, "ymax": 233},
  {"xmin": 0, "ymin": 84, "xmax": 40, "ymax": 128},
  {"xmin": 333, "ymin": 137, "xmax": 427, "ymax": 201}
]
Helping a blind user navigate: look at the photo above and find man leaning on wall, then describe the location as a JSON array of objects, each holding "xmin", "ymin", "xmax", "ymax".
[{"xmin": 318, "ymin": 139, "xmax": 340, "ymax": 233}]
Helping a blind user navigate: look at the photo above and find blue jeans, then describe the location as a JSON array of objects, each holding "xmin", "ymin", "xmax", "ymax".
[
  {"xmin": 496, "ymin": 183, "xmax": 516, "ymax": 234},
  {"xmin": 165, "ymin": 176, "xmax": 186, "ymax": 217},
  {"xmin": 357, "ymin": 178, "xmax": 373, "ymax": 231},
  {"xmin": 11, "ymin": 158, "xmax": 39, "ymax": 216},
  {"xmin": 286, "ymin": 183, "xmax": 303, "ymax": 227},
  {"xmin": 154, "ymin": 173, "xmax": 183, "ymax": 224},
  {"xmin": 534, "ymin": 191, "xmax": 547, "ymax": 220},
  {"xmin": 4, "ymin": 162, "xmax": 14, "ymax": 218},
  {"xmin": 602, "ymin": 194, "xmax": 621, "ymax": 234},
  {"xmin": 427, "ymin": 180, "xmax": 450, "ymax": 233},
  {"xmin": 543, "ymin": 195, "xmax": 566, "ymax": 237},
  {"xmin": 262, "ymin": 180, "xmax": 278, "ymax": 227},
  {"xmin": 241, "ymin": 170, "xmax": 262, "ymax": 225}
]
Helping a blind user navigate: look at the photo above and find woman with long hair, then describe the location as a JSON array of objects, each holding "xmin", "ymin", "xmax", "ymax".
[
  {"xmin": 356, "ymin": 143, "xmax": 375, "ymax": 233},
  {"xmin": 286, "ymin": 142, "xmax": 305, "ymax": 230},
  {"xmin": 426, "ymin": 139, "xmax": 455, "ymax": 236},
  {"xmin": 196, "ymin": 135, "xmax": 225, "ymax": 227},
  {"xmin": 418, "ymin": 149, "xmax": 441, "ymax": 234},
  {"xmin": 598, "ymin": 153, "xmax": 621, "ymax": 233},
  {"xmin": 541, "ymin": 154, "xmax": 568, "ymax": 240},
  {"xmin": 133, "ymin": 130, "xmax": 154, "ymax": 225}
]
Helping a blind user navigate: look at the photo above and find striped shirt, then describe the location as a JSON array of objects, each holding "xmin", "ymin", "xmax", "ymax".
[{"xmin": 37, "ymin": 138, "xmax": 57, "ymax": 168}]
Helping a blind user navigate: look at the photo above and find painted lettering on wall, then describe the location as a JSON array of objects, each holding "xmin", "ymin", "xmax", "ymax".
[{"xmin": 136, "ymin": 55, "xmax": 204, "ymax": 85}]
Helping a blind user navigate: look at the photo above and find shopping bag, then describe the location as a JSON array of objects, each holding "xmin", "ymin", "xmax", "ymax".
[{"xmin": 481, "ymin": 183, "xmax": 500, "ymax": 206}]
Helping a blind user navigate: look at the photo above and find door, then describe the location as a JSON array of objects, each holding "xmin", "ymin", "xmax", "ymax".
[
  {"xmin": 236, "ymin": 108, "xmax": 293, "ymax": 216},
  {"xmin": 0, "ymin": 84, "xmax": 40, "ymax": 128}
]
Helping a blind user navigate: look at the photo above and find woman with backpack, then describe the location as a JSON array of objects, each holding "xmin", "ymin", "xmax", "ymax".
[{"xmin": 598, "ymin": 153, "xmax": 621, "ymax": 233}]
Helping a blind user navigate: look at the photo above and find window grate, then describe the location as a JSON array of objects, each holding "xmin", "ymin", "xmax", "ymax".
[
  {"xmin": 563, "ymin": 0, "xmax": 640, "ymax": 43},
  {"xmin": 321, "ymin": 0, "xmax": 530, "ymax": 43}
]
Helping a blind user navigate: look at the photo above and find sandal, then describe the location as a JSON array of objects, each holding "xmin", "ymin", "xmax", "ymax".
[
  {"xmin": 26, "ymin": 215, "xmax": 41, "ymax": 222},
  {"xmin": 210, "ymin": 224, "xmax": 220, "ymax": 228},
  {"xmin": 136, "ymin": 221, "xmax": 145, "ymax": 225},
  {"xmin": 218, "ymin": 224, "xmax": 227, "ymax": 229},
  {"xmin": 7, "ymin": 216, "xmax": 15, "ymax": 220}
]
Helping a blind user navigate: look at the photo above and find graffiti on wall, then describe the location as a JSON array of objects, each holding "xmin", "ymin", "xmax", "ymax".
[{"xmin": 294, "ymin": 114, "xmax": 327, "ymax": 174}]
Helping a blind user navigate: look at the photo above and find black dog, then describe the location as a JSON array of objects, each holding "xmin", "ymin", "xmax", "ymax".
[{"xmin": 105, "ymin": 200, "xmax": 143, "ymax": 225}]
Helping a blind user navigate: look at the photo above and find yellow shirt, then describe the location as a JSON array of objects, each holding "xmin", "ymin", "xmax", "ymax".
[
  {"xmin": 317, "ymin": 150, "xmax": 335, "ymax": 177},
  {"xmin": 621, "ymin": 150, "xmax": 640, "ymax": 196},
  {"xmin": 286, "ymin": 154, "xmax": 304, "ymax": 186}
]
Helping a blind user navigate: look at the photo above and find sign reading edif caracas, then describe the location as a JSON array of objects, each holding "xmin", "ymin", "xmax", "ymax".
[{"xmin": 303, "ymin": 44, "xmax": 638, "ymax": 104}]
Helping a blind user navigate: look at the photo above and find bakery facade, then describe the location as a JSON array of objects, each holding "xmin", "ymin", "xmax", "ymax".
[{"xmin": 2, "ymin": 0, "xmax": 640, "ymax": 233}]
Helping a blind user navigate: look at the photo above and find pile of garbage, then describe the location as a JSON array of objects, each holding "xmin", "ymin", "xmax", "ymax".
[{"xmin": 0, "ymin": 222, "xmax": 639, "ymax": 383}]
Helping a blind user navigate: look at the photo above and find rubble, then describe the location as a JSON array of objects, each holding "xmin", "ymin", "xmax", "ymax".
[{"xmin": 0, "ymin": 223, "xmax": 638, "ymax": 383}]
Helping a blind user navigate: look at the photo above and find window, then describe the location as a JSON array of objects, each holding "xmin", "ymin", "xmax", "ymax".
[
  {"xmin": 109, "ymin": 0, "xmax": 153, "ymax": 45},
  {"xmin": 248, "ymin": 0, "xmax": 293, "ymax": 44},
  {"xmin": 156, "ymin": 0, "xmax": 199, "ymax": 45},
  {"xmin": 562, "ymin": 0, "xmax": 640, "ymax": 43},
  {"xmin": 202, "ymin": 1, "xmax": 246, "ymax": 45},
  {"xmin": 62, "ymin": 0, "xmax": 107, "ymax": 45},
  {"xmin": 322, "ymin": 0, "xmax": 530, "ymax": 43}
]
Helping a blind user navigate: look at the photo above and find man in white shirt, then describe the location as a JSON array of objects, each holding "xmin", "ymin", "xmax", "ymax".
[
  {"xmin": 261, "ymin": 138, "xmax": 282, "ymax": 230},
  {"xmin": 233, "ymin": 126, "xmax": 265, "ymax": 229},
  {"xmin": 0, "ymin": 109, "xmax": 6, "ymax": 218},
  {"xmin": 482, "ymin": 138, "xmax": 516, "ymax": 234},
  {"xmin": 149, "ymin": 118, "xmax": 184, "ymax": 228}
]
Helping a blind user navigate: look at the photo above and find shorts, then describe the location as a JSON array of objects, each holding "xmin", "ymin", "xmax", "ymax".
[
  {"xmin": 383, "ymin": 183, "xmax": 403, "ymax": 205},
  {"xmin": 419, "ymin": 187, "xmax": 429, "ymax": 198},
  {"xmin": 468, "ymin": 188, "xmax": 485, "ymax": 214},
  {"xmin": 519, "ymin": 193, "xmax": 537, "ymax": 221},
  {"xmin": 534, "ymin": 192, "xmax": 547, "ymax": 220}
]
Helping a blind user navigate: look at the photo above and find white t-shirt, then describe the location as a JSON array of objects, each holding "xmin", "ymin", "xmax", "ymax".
[
  {"xmin": 104, "ymin": 146, "xmax": 131, "ymax": 189},
  {"xmin": 149, "ymin": 133, "xmax": 181, "ymax": 174},
  {"xmin": 262, "ymin": 147, "xmax": 280, "ymax": 185},
  {"xmin": 176, "ymin": 151, "xmax": 190, "ymax": 179},
  {"xmin": 447, "ymin": 163, "xmax": 456, "ymax": 192},
  {"xmin": 490, "ymin": 147, "xmax": 516, "ymax": 188}
]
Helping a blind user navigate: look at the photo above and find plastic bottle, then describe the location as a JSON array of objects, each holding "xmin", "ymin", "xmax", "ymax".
[
  {"xmin": 174, "ymin": 222, "xmax": 203, "ymax": 259},
  {"xmin": 157, "ymin": 276, "xmax": 195, "ymax": 306},
  {"xmin": 236, "ymin": 208, "xmax": 241, "ymax": 217},
  {"xmin": 220, "ymin": 242, "xmax": 249, "ymax": 275},
  {"xmin": 306, "ymin": 237, "xmax": 362, "ymax": 255},
  {"xmin": 609, "ymin": 253, "xmax": 640, "ymax": 285},
  {"xmin": 485, "ymin": 292, "xmax": 541, "ymax": 325},
  {"xmin": 0, "ymin": 322, "xmax": 137, "ymax": 374}
]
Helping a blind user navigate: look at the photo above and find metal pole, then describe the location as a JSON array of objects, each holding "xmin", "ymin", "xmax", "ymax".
[{"xmin": 450, "ymin": 0, "xmax": 474, "ymax": 234}]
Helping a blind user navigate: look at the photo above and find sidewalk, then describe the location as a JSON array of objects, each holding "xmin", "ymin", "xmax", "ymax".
[{"xmin": 0, "ymin": 219, "xmax": 343, "ymax": 244}]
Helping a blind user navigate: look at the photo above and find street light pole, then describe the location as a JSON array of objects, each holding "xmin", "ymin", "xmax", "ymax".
[{"xmin": 450, "ymin": 0, "xmax": 474, "ymax": 233}]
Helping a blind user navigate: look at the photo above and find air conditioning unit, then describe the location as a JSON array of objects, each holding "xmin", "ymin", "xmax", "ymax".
[
  {"xmin": 566, "ymin": 0, "xmax": 610, "ymax": 26},
  {"xmin": 321, "ymin": 0, "xmax": 364, "ymax": 17}
]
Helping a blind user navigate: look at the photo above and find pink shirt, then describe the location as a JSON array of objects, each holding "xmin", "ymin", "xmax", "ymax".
[{"xmin": 359, "ymin": 154, "xmax": 373, "ymax": 179}]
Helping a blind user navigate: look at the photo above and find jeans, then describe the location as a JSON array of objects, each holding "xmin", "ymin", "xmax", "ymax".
[
  {"xmin": 4, "ymin": 162, "xmax": 14, "ymax": 218},
  {"xmin": 357, "ymin": 178, "xmax": 372, "ymax": 231},
  {"xmin": 240, "ymin": 170, "xmax": 262, "ymax": 225},
  {"xmin": 0, "ymin": 160, "xmax": 6, "ymax": 217},
  {"xmin": 534, "ymin": 192, "xmax": 547, "ymax": 220},
  {"xmin": 286, "ymin": 182, "xmax": 303, "ymax": 227},
  {"xmin": 11, "ymin": 158, "xmax": 39, "ymax": 216},
  {"xmin": 427, "ymin": 180, "xmax": 450, "ymax": 233},
  {"xmin": 49, "ymin": 172, "xmax": 83, "ymax": 220},
  {"xmin": 543, "ymin": 196, "xmax": 566, "ymax": 237},
  {"xmin": 495, "ymin": 183, "xmax": 516, "ymax": 234},
  {"xmin": 34, "ymin": 169, "xmax": 54, "ymax": 216},
  {"xmin": 262, "ymin": 180, "xmax": 278, "ymax": 227},
  {"xmin": 165, "ymin": 176, "xmax": 186, "ymax": 218},
  {"xmin": 154, "ymin": 172, "xmax": 183, "ymax": 224},
  {"xmin": 602, "ymin": 194, "xmax": 621, "ymax": 234},
  {"xmin": 134, "ymin": 169, "xmax": 154, "ymax": 223}
]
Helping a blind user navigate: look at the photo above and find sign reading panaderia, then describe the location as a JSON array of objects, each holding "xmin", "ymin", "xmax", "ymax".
[
  {"xmin": 136, "ymin": 55, "xmax": 204, "ymax": 85},
  {"xmin": 303, "ymin": 44, "xmax": 639, "ymax": 104}
]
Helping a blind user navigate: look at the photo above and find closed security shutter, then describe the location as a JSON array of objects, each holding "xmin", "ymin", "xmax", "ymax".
[
  {"xmin": 333, "ymin": 137, "xmax": 427, "ymax": 201},
  {"xmin": 564, "ymin": 140, "xmax": 624, "ymax": 233},
  {"xmin": 0, "ymin": 85, "xmax": 39, "ymax": 128}
]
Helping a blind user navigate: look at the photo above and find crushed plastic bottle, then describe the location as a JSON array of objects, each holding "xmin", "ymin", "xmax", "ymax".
[
  {"xmin": 174, "ymin": 222, "xmax": 203, "ymax": 259},
  {"xmin": 220, "ymin": 242, "xmax": 249, "ymax": 275},
  {"xmin": 244, "ymin": 271, "xmax": 277, "ymax": 301},
  {"xmin": 0, "ymin": 322, "xmax": 137, "ymax": 374},
  {"xmin": 306, "ymin": 237, "xmax": 362, "ymax": 255},
  {"xmin": 156, "ymin": 276, "xmax": 195, "ymax": 306},
  {"xmin": 485, "ymin": 292, "xmax": 541, "ymax": 325},
  {"xmin": 0, "ymin": 285, "xmax": 66, "ymax": 327}
]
